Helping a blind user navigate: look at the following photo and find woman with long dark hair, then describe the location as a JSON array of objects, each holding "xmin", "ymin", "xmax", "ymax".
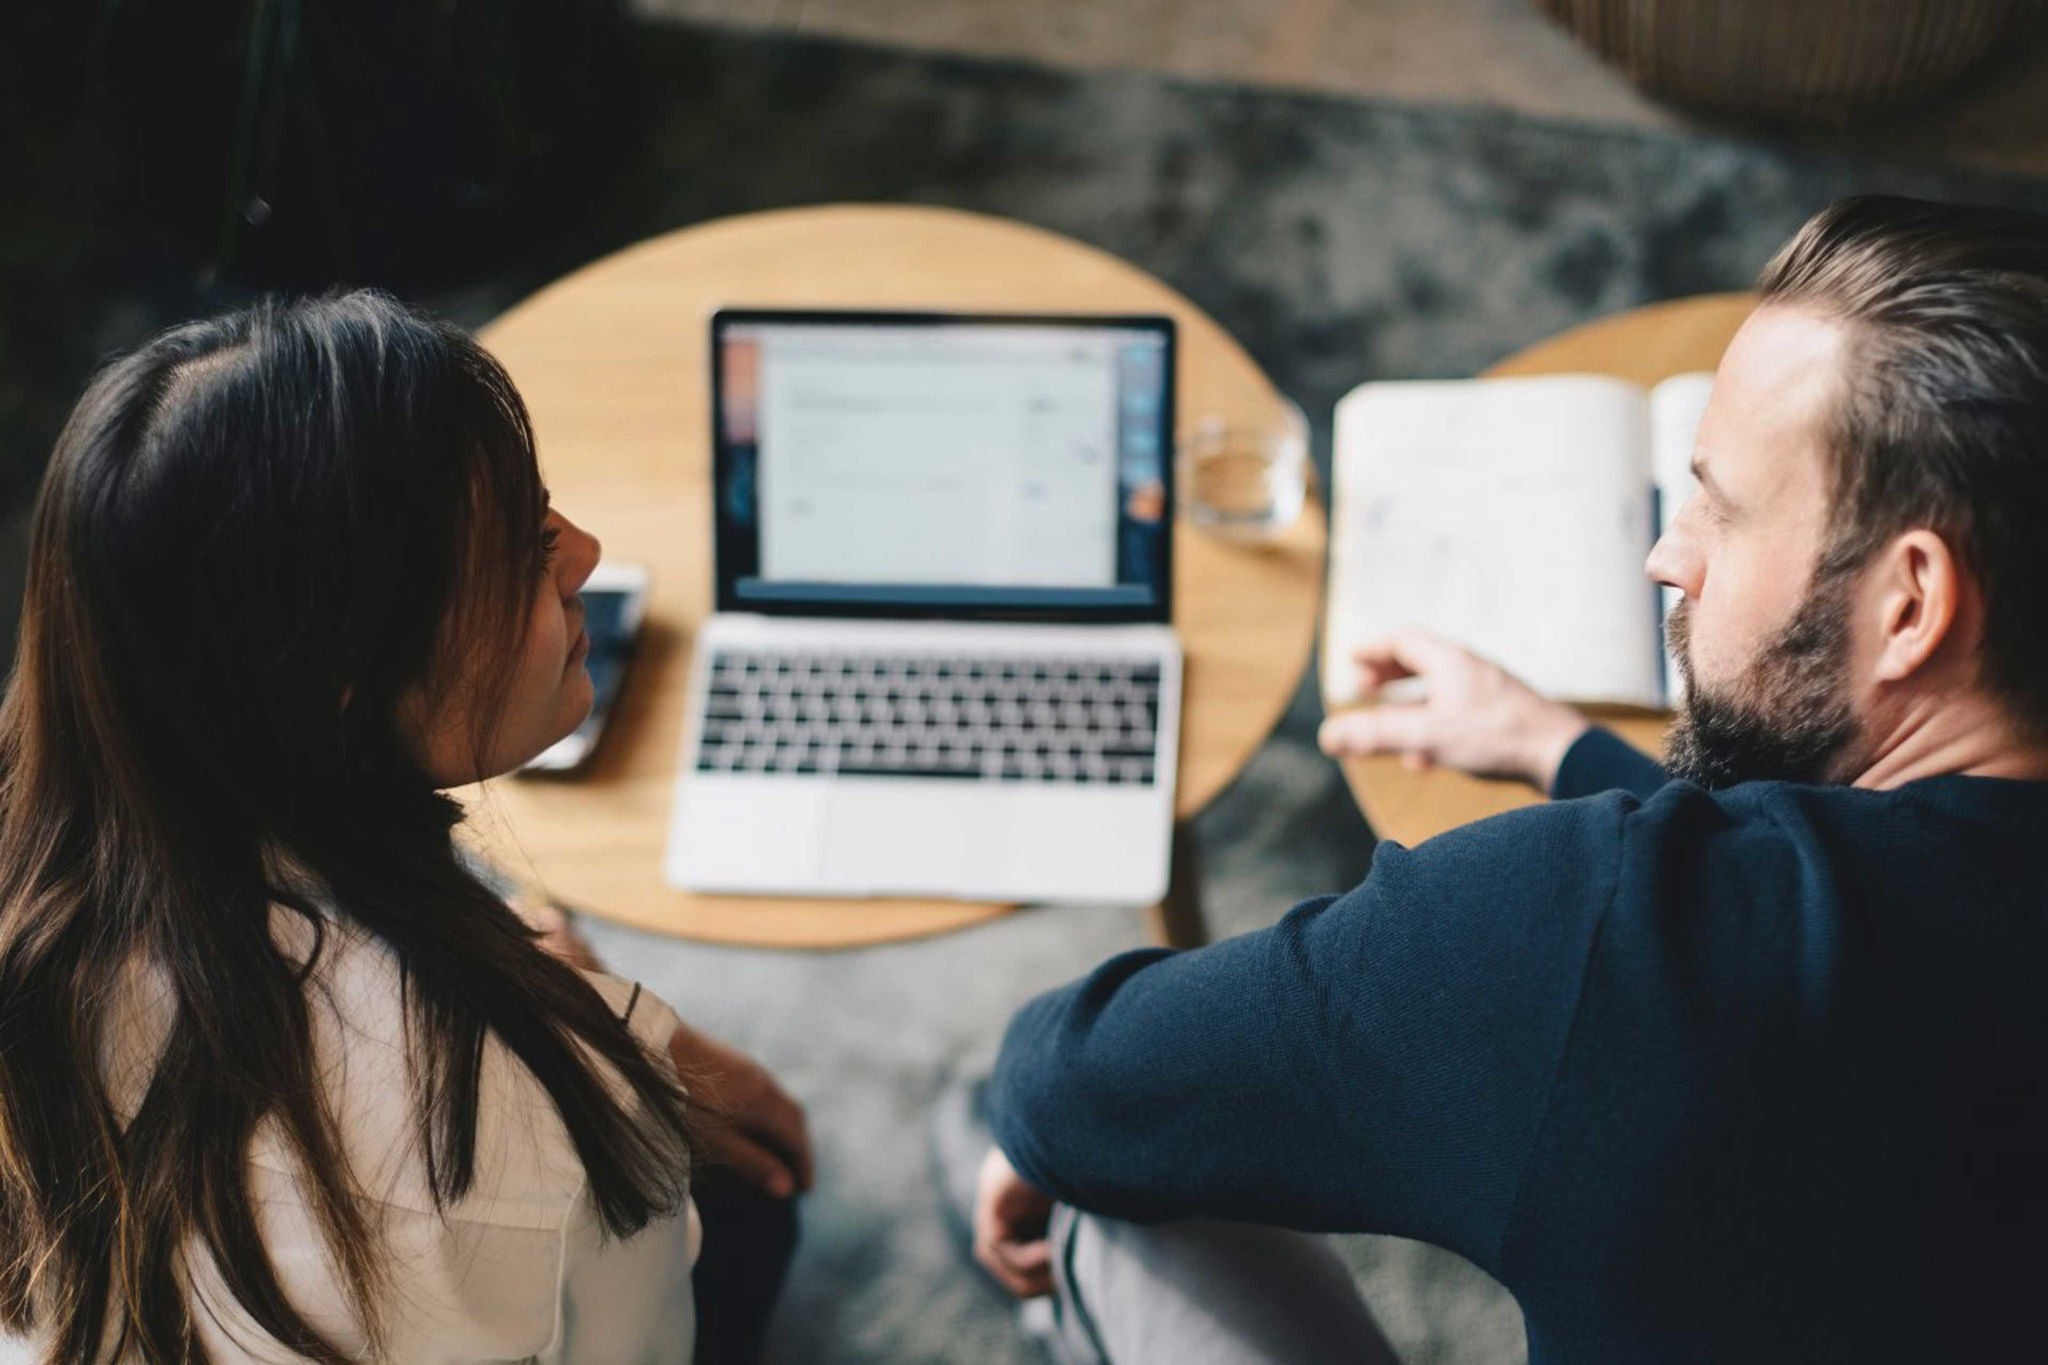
[{"xmin": 0, "ymin": 291, "xmax": 808, "ymax": 1362}]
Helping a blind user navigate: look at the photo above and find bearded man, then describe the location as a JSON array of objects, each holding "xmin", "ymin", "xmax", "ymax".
[{"xmin": 939, "ymin": 195, "xmax": 2048, "ymax": 1363}]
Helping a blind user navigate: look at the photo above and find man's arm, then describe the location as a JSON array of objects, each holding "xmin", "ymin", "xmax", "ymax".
[
  {"xmin": 1549, "ymin": 725, "xmax": 1667, "ymax": 801},
  {"xmin": 984, "ymin": 794, "xmax": 1626, "ymax": 1272},
  {"xmin": 1319, "ymin": 628, "xmax": 1665, "ymax": 798}
]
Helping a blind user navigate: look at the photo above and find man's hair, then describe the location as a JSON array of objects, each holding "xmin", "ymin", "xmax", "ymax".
[{"xmin": 1758, "ymin": 194, "xmax": 2048, "ymax": 741}]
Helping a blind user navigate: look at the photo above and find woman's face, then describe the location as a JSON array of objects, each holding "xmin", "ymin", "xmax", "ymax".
[{"xmin": 403, "ymin": 507, "xmax": 604, "ymax": 786}]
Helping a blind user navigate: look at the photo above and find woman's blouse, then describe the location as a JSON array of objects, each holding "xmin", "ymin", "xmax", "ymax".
[{"xmin": 6, "ymin": 908, "xmax": 703, "ymax": 1364}]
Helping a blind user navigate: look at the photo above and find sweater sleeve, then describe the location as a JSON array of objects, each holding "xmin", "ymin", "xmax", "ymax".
[
  {"xmin": 1550, "ymin": 725, "xmax": 1667, "ymax": 801},
  {"xmin": 986, "ymin": 795, "xmax": 1628, "ymax": 1272}
]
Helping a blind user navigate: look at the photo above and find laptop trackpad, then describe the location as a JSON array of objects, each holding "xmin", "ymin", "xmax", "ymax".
[{"xmin": 822, "ymin": 781, "xmax": 1009, "ymax": 897}]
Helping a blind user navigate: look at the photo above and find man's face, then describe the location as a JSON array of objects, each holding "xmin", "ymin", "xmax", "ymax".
[{"xmin": 1646, "ymin": 305, "xmax": 1867, "ymax": 788}]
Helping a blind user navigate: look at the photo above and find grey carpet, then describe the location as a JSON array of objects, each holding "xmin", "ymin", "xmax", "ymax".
[{"xmin": 13, "ymin": 16, "xmax": 2048, "ymax": 1363}]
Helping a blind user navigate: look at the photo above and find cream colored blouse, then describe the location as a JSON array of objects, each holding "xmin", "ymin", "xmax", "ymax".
[{"xmin": 5, "ymin": 909, "xmax": 700, "ymax": 1364}]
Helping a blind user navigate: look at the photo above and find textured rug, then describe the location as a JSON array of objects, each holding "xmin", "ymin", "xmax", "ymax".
[{"xmin": 12, "ymin": 17, "xmax": 2048, "ymax": 1364}]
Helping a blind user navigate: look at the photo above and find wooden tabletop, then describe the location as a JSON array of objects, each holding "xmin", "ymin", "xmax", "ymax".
[
  {"xmin": 459, "ymin": 204, "xmax": 1326, "ymax": 948},
  {"xmin": 1331, "ymin": 292, "xmax": 1756, "ymax": 849}
]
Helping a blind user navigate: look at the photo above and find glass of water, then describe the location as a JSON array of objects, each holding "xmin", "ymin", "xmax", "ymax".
[{"xmin": 1178, "ymin": 399, "xmax": 1310, "ymax": 541}]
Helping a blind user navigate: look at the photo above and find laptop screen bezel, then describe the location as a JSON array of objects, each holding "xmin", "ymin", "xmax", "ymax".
[{"xmin": 709, "ymin": 307, "xmax": 1177, "ymax": 624}]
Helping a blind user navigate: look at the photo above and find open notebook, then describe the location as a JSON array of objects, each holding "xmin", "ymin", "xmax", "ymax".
[{"xmin": 1323, "ymin": 372, "xmax": 1714, "ymax": 711}]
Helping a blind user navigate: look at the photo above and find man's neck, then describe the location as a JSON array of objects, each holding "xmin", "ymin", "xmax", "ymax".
[{"xmin": 1852, "ymin": 691, "xmax": 2048, "ymax": 789}]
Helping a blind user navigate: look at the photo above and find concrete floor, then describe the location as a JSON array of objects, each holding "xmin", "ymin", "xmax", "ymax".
[{"xmin": 636, "ymin": 0, "xmax": 2048, "ymax": 177}]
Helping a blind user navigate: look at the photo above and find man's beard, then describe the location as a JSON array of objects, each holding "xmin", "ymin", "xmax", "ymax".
[{"xmin": 1663, "ymin": 570, "xmax": 1863, "ymax": 790}]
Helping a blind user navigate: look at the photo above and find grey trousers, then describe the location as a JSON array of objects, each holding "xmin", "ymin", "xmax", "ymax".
[{"xmin": 1026, "ymin": 1205, "xmax": 1399, "ymax": 1365}]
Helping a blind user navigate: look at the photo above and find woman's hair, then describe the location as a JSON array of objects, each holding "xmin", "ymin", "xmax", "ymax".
[{"xmin": 0, "ymin": 291, "xmax": 694, "ymax": 1362}]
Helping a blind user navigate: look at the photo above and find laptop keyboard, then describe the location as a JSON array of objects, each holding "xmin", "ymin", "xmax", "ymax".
[{"xmin": 694, "ymin": 649, "xmax": 1163, "ymax": 786}]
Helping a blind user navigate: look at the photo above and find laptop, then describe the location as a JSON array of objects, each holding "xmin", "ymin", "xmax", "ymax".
[{"xmin": 664, "ymin": 308, "xmax": 1182, "ymax": 905}]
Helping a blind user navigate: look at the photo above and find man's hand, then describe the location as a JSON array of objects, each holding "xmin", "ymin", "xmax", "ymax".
[
  {"xmin": 1318, "ymin": 628, "xmax": 1590, "ymax": 791},
  {"xmin": 669, "ymin": 1022, "xmax": 814, "ymax": 1200},
  {"xmin": 973, "ymin": 1146, "xmax": 1055, "ymax": 1299}
]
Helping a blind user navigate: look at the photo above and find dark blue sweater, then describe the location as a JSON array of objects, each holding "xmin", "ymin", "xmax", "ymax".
[{"xmin": 988, "ymin": 728, "xmax": 2048, "ymax": 1362}]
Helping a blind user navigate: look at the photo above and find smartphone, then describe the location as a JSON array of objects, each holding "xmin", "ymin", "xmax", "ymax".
[{"xmin": 522, "ymin": 561, "xmax": 650, "ymax": 774}]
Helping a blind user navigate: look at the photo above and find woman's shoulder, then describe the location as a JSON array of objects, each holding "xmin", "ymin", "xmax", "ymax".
[
  {"xmin": 259, "ymin": 905, "xmax": 679, "ymax": 1231},
  {"xmin": 575, "ymin": 967, "xmax": 686, "ymax": 1064}
]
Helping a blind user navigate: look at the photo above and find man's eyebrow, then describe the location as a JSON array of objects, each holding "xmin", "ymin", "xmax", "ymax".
[{"xmin": 1689, "ymin": 457, "xmax": 1734, "ymax": 508}]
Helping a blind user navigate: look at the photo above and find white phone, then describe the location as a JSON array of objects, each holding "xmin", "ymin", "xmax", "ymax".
[{"xmin": 521, "ymin": 560, "xmax": 650, "ymax": 773}]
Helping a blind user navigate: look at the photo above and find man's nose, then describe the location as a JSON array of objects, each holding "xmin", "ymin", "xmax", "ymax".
[{"xmin": 1644, "ymin": 526, "xmax": 1696, "ymax": 596}]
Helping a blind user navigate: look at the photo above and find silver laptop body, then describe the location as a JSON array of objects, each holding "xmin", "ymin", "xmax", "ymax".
[{"xmin": 665, "ymin": 310, "xmax": 1182, "ymax": 906}]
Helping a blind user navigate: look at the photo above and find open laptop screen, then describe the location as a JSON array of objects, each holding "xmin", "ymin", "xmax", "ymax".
[{"xmin": 710, "ymin": 310, "xmax": 1175, "ymax": 622}]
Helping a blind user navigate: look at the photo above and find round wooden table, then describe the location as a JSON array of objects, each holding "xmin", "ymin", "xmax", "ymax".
[
  {"xmin": 461, "ymin": 205, "xmax": 1326, "ymax": 949},
  {"xmin": 1331, "ymin": 292, "xmax": 1755, "ymax": 849}
]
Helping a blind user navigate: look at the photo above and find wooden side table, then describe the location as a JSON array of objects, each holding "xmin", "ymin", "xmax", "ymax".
[
  {"xmin": 460, "ymin": 205, "xmax": 1326, "ymax": 949},
  {"xmin": 1331, "ymin": 292, "xmax": 1754, "ymax": 849}
]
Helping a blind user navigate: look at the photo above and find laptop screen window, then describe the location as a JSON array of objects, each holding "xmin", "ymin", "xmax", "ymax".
[{"xmin": 713, "ymin": 314, "xmax": 1173, "ymax": 621}]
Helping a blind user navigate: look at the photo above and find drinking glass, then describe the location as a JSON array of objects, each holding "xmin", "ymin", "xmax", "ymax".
[{"xmin": 1178, "ymin": 400, "xmax": 1310, "ymax": 541}]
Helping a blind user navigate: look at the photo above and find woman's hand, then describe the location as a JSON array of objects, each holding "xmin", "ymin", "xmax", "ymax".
[
  {"xmin": 668, "ymin": 1023, "xmax": 814, "ymax": 1200},
  {"xmin": 1317, "ymin": 627, "xmax": 1589, "ymax": 791},
  {"xmin": 973, "ymin": 1146, "xmax": 1055, "ymax": 1298}
]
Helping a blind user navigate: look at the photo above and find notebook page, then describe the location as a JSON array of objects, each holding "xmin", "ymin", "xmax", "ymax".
[
  {"xmin": 1649, "ymin": 372, "xmax": 1715, "ymax": 702},
  {"xmin": 1325, "ymin": 376, "xmax": 1661, "ymax": 708}
]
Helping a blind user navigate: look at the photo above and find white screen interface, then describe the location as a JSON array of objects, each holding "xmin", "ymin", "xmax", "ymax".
[{"xmin": 716, "ymin": 319, "xmax": 1170, "ymax": 612}]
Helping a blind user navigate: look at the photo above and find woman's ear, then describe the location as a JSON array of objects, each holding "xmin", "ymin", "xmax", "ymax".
[{"xmin": 1868, "ymin": 529, "xmax": 1963, "ymax": 685}]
